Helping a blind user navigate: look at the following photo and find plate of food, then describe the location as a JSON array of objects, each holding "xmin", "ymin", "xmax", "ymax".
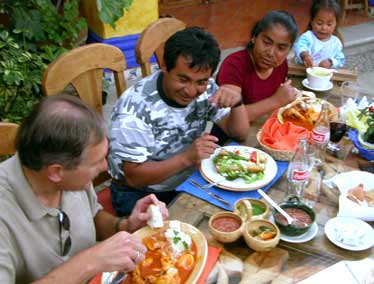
[
  {"xmin": 324, "ymin": 217, "xmax": 374, "ymax": 251},
  {"xmin": 200, "ymin": 146, "xmax": 277, "ymax": 191},
  {"xmin": 277, "ymin": 91, "xmax": 337, "ymax": 130},
  {"xmin": 122, "ymin": 220, "xmax": 207, "ymax": 284}
]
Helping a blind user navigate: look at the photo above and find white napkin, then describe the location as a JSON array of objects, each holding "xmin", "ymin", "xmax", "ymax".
[
  {"xmin": 324, "ymin": 171, "xmax": 374, "ymax": 221},
  {"xmin": 298, "ymin": 258, "xmax": 374, "ymax": 284}
]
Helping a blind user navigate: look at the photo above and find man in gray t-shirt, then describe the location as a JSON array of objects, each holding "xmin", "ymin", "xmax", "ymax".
[{"xmin": 108, "ymin": 27, "xmax": 250, "ymax": 216}]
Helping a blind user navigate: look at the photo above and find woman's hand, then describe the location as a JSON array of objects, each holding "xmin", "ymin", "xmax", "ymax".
[
  {"xmin": 127, "ymin": 194, "xmax": 168, "ymax": 232},
  {"xmin": 300, "ymin": 51, "xmax": 313, "ymax": 68},
  {"xmin": 273, "ymin": 79, "xmax": 297, "ymax": 106},
  {"xmin": 209, "ymin": 85, "xmax": 242, "ymax": 108}
]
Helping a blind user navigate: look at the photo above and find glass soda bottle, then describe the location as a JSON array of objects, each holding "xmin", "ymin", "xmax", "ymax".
[
  {"xmin": 311, "ymin": 103, "xmax": 330, "ymax": 167},
  {"xmin": 286, "ymin": 138, "xmax": 309, "ymax": 199}
]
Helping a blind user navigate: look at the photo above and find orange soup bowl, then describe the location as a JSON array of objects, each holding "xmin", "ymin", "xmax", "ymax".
[
  {"xmin": 242, "ymin": 219, "xmax": 280, "ymax": 251},
  {"xmin": 208, "ymin": 211, "xmax": 244, "ymax": 243}
]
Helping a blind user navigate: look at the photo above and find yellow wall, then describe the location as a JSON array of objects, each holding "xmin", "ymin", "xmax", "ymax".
[{"xmin": 81, "ymin": 0, "xmax": 158, "ymax": 39}]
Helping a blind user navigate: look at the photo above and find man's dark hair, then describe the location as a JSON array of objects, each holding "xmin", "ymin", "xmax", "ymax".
[
  {"xmin": 247, "ymin": 10, "xmax": 298, "ymax": 49},
  {"xmin": 163, "ymin": 26, "xmax": 221, "ymax": 75},
  {"xmin": 16, "ymin": 94, "xmax": 107, "ymax": 171}
]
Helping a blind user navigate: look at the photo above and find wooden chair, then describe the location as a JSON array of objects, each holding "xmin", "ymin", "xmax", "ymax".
[
  {"xmin": 42, "ymin": 43, "xmax": 128, "ymax": 206},
  {"xmin": 341, "ymin": 0, "xmax": 369, "ymax": 21},
  {"xmin": 42, "ymin": 43, "xmax": 127, "ymax": 113},
  {"xmin": 0, "ymin": 122, "xmax": 19, "ymax": 157},
  {"xmin": 135, "ymin": 18, "xmax": 186, "ymax": 77}
]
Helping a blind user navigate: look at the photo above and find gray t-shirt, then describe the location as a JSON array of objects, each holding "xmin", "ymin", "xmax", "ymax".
[
  {"xmin": 108, "ymin": 71, "xmax": 229, "ymax": 192},
  {"xmin": 0, "ymin": 155, "xmax": 102, "ymax": 283}
]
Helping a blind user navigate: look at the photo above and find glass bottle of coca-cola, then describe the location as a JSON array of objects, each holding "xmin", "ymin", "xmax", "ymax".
[
  {"xmin": 311, "ymin": 103, "xmax": 330, "ymax": 167},
  {"xmin": 286, "ymin": 138, "xmax": 309, "ymax": 199}
]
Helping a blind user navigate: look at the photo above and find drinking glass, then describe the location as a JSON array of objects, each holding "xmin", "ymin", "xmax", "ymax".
[{"xmin": 327, "ymin": 113, "xmax": 347, "ymax": 153}]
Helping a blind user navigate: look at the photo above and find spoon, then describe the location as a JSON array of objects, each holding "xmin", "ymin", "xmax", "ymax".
[{"xmin": 258, "ymin": 189, "xmax": 294, "ymax": 225}]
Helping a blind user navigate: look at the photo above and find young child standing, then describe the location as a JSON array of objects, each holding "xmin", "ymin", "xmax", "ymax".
[{"xmin": 294, "ymin": 0, "xmax": 345, "ymax": 69}]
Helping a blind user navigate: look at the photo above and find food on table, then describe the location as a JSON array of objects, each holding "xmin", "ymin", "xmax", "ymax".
[
  {"xmin": 346, "ymin": 184, "xmax": 374, "ymax": 207},
  {"xmin": 239, "ymin": 248, "xmax": 289, "ymax": 284},
  {"xmin": 250, "ymin": 226, "xmax": 277, "ymax": 241},
  {"xmin": 127, "ymin": 222, "xmax": 195, "ymax": 284},
  {"xmin": 213, "ymin": 148, "xmax": 267, "ymax": 184},
  {"xmin": 211, "ymin": 215, "xmax": 242, "ymax": 232},
  {"xmin": 274, "ymin": 207, "xmax": 312, "ymax": 228},
  {"xmin": 278, "ymin": 92, "xmax": 337, "ymax": 131}
]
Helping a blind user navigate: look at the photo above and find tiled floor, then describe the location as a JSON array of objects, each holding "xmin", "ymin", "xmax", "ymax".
[{"xmin": 160, "ymin": 0, "xmax": 374, "ymax": 49}]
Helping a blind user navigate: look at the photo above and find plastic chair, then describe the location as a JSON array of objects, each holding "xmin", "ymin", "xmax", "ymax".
[
  {"xmin": 0, "ymin": 122, "xmax": 19, "ymax": 157},
  {"xmin": 42, "ymin": 43, "xmax": 127, "ymax": 113},
  {"xmin": 135, "ymin": 17, "xmax": 186, "ymax": 77}
]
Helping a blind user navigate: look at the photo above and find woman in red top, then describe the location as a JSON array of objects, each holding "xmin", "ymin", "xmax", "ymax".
[{"xmin": 213, "ymin": 10, "xmax": 299, "ymax": 143}]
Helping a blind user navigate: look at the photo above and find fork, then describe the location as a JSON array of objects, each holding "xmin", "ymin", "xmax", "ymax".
[{"xmin": 189, "ymin": 180, "xmax": 231, "ymax": 208}]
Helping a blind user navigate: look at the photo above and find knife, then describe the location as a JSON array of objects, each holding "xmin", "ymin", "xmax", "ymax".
[
  {"xmin": 109, "ymin": 272, "xmax": 127, "ymax": 284},
  {"xmin": 189, "ymin": 180, "xmax": 231, "ymax": 208}
]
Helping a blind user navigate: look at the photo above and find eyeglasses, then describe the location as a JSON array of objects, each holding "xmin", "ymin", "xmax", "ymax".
[{"xmin": 58, "ymin": 211, "xmax": 72, "ymax": 256}]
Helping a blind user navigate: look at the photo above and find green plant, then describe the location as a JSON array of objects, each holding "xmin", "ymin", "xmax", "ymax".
[
  {"xmin": 0, "ymin": 0, "xmax": 86, "ymax": 122},
  {"xmin": 97, "ymin": 0, "xmax": 135, "ymax": 28}
]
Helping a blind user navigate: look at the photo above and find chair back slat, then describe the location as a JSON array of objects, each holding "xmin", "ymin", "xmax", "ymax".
[{"xmin": 136, "ymin": 18, "xmax": 186, "ymax": 77}]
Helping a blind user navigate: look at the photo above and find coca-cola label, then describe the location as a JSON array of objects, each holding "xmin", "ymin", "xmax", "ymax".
[
  {"xmin": 312, "ymin": 130, "xmax": 329, "ymax": 144},
  {"xmin": 292, "ymin": 170, "xmax": 309, "ymax": 181}
]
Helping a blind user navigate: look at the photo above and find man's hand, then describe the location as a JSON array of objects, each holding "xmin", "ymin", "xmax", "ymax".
[
  {"xmin": 301, "ymin": 51, "xmax": 313, "ymax": 68},
  {"xmin": 183, "ymin": 133, "xmax": 219, "ymax": 166},
  {"xmin": 319, "ymin": 59, "xmax": 332, "ymax": 68},
  {"xmin": 127, "ymin": 194, "xmax": 168, "ymax": 232},
  {"xmin": 91, "ymin": 231, "xmax": 147, "ymax": 273},
  {"xmin": 209, "ymin": 85, "xmax": 242, "ymax": 108},
  {"xmin": 273, "ymin": 79, "xmax": 297, "ymax": 106}
]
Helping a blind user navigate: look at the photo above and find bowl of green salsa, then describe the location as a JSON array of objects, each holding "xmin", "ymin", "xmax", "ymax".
[{"xmin": 234, "ymin": 198, "xmax": 269, "ymax": 221}]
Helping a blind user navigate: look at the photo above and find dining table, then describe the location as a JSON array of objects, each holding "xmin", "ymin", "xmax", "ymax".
[{"xmin": 168, "ymin": 77, "xmax": 374, "ymax": 283}]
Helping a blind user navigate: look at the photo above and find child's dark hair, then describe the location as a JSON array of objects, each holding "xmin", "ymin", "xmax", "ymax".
[
  {"xmin": 308, "ymin": 0, "xmax": 343, "ymax": 44},
  {"xmin": 246, "ymin": 10, "xmax": 298, "ymax": 50}
]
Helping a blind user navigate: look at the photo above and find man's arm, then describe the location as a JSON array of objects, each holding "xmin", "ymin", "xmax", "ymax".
[
  {"xmin": 217, "ymin": 81, "xmax": 297, "ymax": 122},
  {"xmin": 123, "ymin": 134, "xmax": 218, "ymax": 188}
]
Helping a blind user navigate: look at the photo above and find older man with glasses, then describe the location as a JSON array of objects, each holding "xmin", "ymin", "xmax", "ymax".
[{"xmin": 0, "ymin": 94, "xmax": 168, "ymax": 284}]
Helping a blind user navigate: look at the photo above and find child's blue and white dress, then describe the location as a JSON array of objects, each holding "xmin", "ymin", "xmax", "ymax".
[{"xmin": 294, "ymin": 30, "xmax": 345, "ymax": 69}]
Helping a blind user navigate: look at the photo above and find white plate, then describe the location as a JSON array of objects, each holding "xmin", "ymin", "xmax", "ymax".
[
  {"xmin": 324, "ymin": 217, "xmax": 374, "ymax": 251},
  {"xmin": 269, "ymin": 216, "xmax": 319, "ymax": 243},
  {"xmin": 302, "ymin": 78, "xmax": 333, "ymax": 92},
  {"xmin": 331, "ymin": 171, "xmax": 374, "ymax": 194},
  {"xmin": 200, "ymin": 146, "xmax": 277, "ymax": 191}
]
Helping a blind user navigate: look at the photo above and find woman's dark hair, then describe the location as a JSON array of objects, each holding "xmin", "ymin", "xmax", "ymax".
[
  {"xmin": 164, "ymin": 26, "xmax": 221, "ymax": 75},
  {"xmin": 308, "ymin": 0, "xmax": 343, "ymax": 43},
  {"xmin": 246, "ymin": 10, "xmax": 298, "ymax": 49},
  {"xmin": 16, "ymin": 94, "xmax": 107, "ymax": 171}
]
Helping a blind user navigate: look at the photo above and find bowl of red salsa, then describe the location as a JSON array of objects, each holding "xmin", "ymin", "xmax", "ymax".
[
  {"xmin": 208, "ymin": 212, "xmax": 243, "ymax": 243},
  {"xmin": 273, "ymin": 196, "xmax": 316, "ymax": 236}
]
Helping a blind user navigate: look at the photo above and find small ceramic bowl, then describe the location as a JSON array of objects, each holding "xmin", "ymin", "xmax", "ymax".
[
  {"xmin": 234, "ymin": 198, "xmax": 270, "ymax": 221},
  {"xmin": 306, "ymin": 67, "xmax": 333, "ymax": 89},
  {"xmin": 242, "ymin": 219, "xmax": 280, "ymax": 251},
  {"xmin": 273, "ymin": 197, "xmax": 316, "ymax": 237},
  {"xmin": 208, "ymin": 211, "xmax": 244, "ymax": 243}
]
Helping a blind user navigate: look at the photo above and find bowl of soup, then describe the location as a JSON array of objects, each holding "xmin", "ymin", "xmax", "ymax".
[
  {"xmin": 273, "ymin": 197, "xmax": 316, "ymax": 236},
  {"xmin": 306, "ymin": 67, "xmax": 333, "ymax": 89},
  {"xmin": 242, "ymin": 219, "xmax": 280, "ymax": 251},
  {"xmin": 208, "ymin": 212, "xmax": 243, "ymax": 243},
  {"xmin": 234, "ymin": 198, "xmax": 270, "ymax": 221}
]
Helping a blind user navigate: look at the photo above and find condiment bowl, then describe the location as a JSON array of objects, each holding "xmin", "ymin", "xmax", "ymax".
[
  {"xmin": 242, "ymin": 219, "xmax": 280, "ymax": 251},
  {"xmin": 208, "ymin": 211, "xmax": 244, "ymax": 243},
  {"xmin": 234, "ymin": 198, "xmax": 270, "ymax": 221},
  {"xmin": 272, "ymin": 197, "xmax": 316, "ymax": 237}
]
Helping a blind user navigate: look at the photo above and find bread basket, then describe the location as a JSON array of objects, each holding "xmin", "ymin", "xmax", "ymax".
[{"xmin": 256, "ymin": 130, "xmax": 295, "ymax": 161}]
